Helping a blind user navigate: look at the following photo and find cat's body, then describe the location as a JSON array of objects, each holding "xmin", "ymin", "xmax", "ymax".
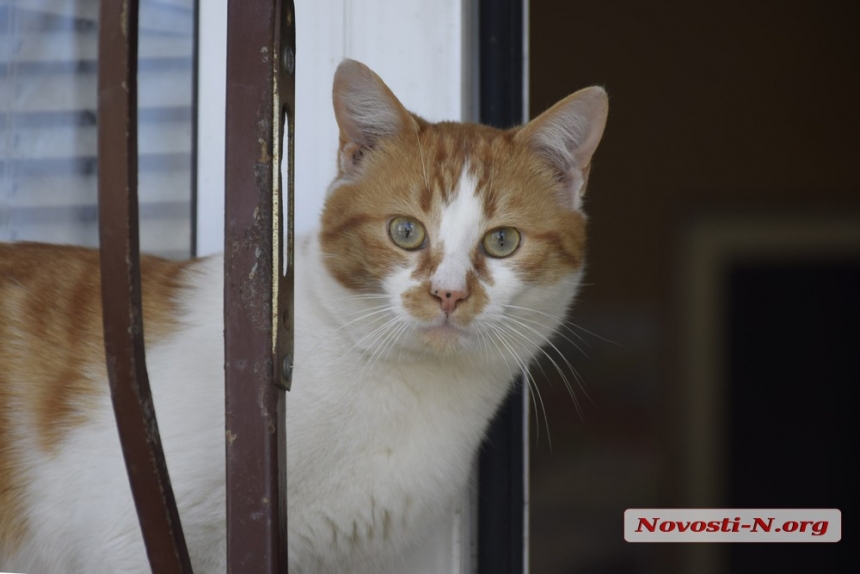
[{"xmin": 0, "ymin": 60, "xmax": 607, "ymax": 573}]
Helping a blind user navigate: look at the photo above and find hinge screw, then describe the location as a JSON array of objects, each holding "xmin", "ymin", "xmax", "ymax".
[
  {"xmin": 282, "ymin": 46, "xmax": 295, "ymax": 74},
  {"xmin": 281, "ymin": 354, "xmax": 293, "ymax": 384}
]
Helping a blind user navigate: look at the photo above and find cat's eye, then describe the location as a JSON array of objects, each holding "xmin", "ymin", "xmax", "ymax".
[
  {"xmin": 482, "ymin": 227, "xmax": 521, "ymax": 258},
  {"xmin": 388, "ymin": 216, "xmax": 426, "ymax": 250}
]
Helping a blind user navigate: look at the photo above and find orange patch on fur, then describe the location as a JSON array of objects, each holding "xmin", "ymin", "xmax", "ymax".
[
  {"xmin": 410, "ymin": 243, "xmax": 443, "ymax": 282},
  {"xmin": 0, "ymin": 242, "xmax": 193, "ymax": 551},
  {"xmin": 452, "ymin": 273, "xmax": 489, "ymax": 326},
  {"xmin": 513, "ymin": 216, "xmax": 586, "ymax": 284},
  {"xmin": 401, "ymin": 284, "xmax": 439, "ymax": 322},
  {"xmin": 0, "ymin": 367, "xmax": 25, "ymax": 552}
]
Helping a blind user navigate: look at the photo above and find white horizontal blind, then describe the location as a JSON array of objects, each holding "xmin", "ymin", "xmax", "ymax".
[{"xmin": 0, "ymin": 0, "xmax": 194, "ymax": 258}]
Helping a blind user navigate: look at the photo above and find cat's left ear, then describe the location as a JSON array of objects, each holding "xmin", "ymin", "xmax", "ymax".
[
  {"xmin": 516, "ymin": 87, "xmax": 608, "ymax": 210},
  {"xmin": 332, "ymin": 59, "xmax": 414, "ymax": 177}
]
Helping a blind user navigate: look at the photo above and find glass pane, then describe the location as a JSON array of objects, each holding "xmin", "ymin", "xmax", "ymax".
[{"xmin": 0, "ymin": 0, "xmax": 195, "ymax": 259}]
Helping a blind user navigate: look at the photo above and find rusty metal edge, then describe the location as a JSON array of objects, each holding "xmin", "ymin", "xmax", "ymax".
[
  {"xmin": 275, "ymin": 3, "xmax": 295, "ymax": 570},
  {"xmin": 96, "ymin": 1, "xmax": 194, "ymax": 573},
  {"xmin": 224, "ymin": 0, "xmax": 289, "ymax": 571},
  {"xmin": 274, "ymin": 0, "xmax": 295, "ymax": 395}
]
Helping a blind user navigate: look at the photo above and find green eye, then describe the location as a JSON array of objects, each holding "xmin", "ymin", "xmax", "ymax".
[
  {"xmin": 388, "ymin": 216, "xmax": 426, "ymax": 250},
  {"xmin": 482, "ymin": 227, "xmax": 521, "ymax": 258}
]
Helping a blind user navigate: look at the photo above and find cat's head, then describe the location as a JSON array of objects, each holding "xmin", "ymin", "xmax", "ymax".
[{"xmin": 320, "ymin": 60, "xmax": 607, "ymax": 356}]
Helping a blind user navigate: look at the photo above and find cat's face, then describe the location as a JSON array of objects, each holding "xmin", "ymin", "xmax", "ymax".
[{"xmin": 320, "ymin": 60, "xmax": 607, "ymax": 355}]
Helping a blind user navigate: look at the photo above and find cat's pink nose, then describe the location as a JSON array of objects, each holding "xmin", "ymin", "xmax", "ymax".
[{"xmin": 431, "ymin": 288, "xmax": 468, "ymax": 314}]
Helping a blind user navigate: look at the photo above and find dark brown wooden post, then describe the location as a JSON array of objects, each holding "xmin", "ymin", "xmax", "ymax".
[
  {"xmin": 97, "ymin": 0, "xmax": 194, "ymax": 572},
  {"xmin": 224, "ymin": 0, "xmax": 294, "ymax": 571}
]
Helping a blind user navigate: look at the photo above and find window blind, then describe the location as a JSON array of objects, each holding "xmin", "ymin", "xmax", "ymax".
[{"xmin": 0, "ymin": 0, "xmax": 195, "ymax": 259}]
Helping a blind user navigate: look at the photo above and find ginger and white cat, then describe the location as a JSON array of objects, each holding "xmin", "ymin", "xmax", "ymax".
[{"xmin": 0, "ymin": 60, "xmax": 607, "ymax": 573}]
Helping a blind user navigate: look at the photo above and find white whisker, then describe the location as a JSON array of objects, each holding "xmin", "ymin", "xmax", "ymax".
[
  {"xmin": 489, "ymin": 324, "xmax": 552, "ymax": 449},
  {"xmin": 499, "ymin": 303, "xmax": 591, "ymax": 348},
  {"xmin": 333, "ymin": 293, "xmax": 391, "ymax": 301},
  {"xmin": 343, "ymin": 303, "xmax": 395, "ymax": 318},
  {"xmin": 495, "ymin": 320, "xmax": 585, "ymax": 420},
  {"xmin": 354, "ymin": 318, "xmax": 403, "ymax": 384},
  {"xmin": 377, "ymin": 320, "xmax": 410, "ymax": 366},
  {"xmin": 500, "ymin": 303, "xmax": 621, "ymax": 348},
  {"xmin": 501, "ymin": 315, "xmax": 592, "ymax": 405},
  {"xmin": 349, "ymin": 316, "xmax": 400, "ymax": 356},
  {"xmin": 504, "ymin": 312, "xmax": 591, "ymax": 359}
]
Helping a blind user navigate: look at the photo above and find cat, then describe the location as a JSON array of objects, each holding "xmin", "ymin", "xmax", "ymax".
[{"xmin": 0, "ymin": 59, "xmax": 607, "ymax": 573}]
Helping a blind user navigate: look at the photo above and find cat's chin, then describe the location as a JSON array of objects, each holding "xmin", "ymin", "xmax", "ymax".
[{"xmin": 418, "ymin": 323, "xmax": 469, "ymax": 353}]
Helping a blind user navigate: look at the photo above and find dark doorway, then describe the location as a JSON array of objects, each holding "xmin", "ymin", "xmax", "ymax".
[{"xmin": 726, "ymin": 259, "xmax": 858, "ymax": 573}]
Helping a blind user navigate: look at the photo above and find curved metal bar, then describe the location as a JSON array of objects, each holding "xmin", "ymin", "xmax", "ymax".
[{"xmin": 97, "ymin": 1, "xmax": 194, "ymax": 572}]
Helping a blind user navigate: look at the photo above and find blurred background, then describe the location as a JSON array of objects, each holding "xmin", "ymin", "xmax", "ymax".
[{"xmin": 528, "ymin": 1, "xmax": 858, "ymax": 572}]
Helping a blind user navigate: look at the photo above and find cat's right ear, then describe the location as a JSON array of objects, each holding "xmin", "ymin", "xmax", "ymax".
[
  {"xmin": 516, "ymin": 86, "xmax": 608, "ymax": 210},
  {"xmin": 333, "ymin": 59, "xmax": 413, "ymax": 177}
]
